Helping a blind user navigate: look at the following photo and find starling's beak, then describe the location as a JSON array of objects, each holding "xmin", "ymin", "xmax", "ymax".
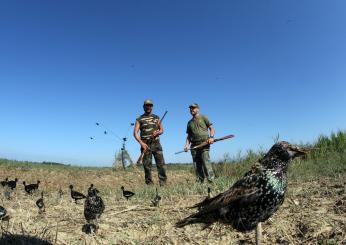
[{"xmin": 292, "ymin": 146, "xmax": 317, "ymax": 158}]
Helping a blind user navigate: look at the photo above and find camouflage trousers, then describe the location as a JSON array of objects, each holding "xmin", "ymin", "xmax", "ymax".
[
  {"xmin": 141, "ymin": 139, "xmax": 167, "ymax": 185},
  {"xmin": 191, "ymin": 146, "xmax": 215, "ymax": 182}
]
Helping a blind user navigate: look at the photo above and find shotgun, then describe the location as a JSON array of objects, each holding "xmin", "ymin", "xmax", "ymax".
[
  {"xmin": 175, "ymin": 134, "xmax": 235, "ymax": 154},
  {"xmin": 136, "ymin": 111, "xmax": 168, "ymax": 165}
]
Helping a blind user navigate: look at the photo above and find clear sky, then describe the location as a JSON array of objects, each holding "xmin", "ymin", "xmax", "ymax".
[{"xmin": 0, "ymin": 0, "xmax": 345, "ymax": 166}]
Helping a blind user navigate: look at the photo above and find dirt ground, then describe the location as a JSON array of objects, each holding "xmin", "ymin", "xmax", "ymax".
[{"xmin": 0, "ymin": 166, "xmax": 345, "ymax": 245}]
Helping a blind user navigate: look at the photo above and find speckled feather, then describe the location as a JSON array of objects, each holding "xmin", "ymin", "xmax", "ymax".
[{"xmin": 176, "ymin": 141, "xmax": 307, "ymax": 232}]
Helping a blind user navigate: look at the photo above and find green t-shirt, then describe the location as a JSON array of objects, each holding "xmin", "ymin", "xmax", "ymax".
[
  {"xmin": 136, "ymin": 113, "xmax": 160, "ymax": 140},
  {"xmin": 186, "ymin": 115, "xmax": 212, "ymax": 144}
]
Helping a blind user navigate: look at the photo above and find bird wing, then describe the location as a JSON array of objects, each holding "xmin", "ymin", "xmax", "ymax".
[{"xmin": 192, "ymin": 169, "xmax": 263, "ymax": 215}]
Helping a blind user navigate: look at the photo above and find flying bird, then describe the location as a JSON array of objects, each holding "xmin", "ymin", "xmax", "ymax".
[
  {"xmin": 176, "ymin": 141, "xmax": 310, "ymax": 244},
  {"xmin": 23, "ymin": 180, "xmax": 40, "ymax": 194},
  {"xmin": 152, "ymin": 187, "xmax": 161, "ymax": 207},
  {"xmin": 121, "ymin": 186, "xmax": 135, "ymax": 200},
  {"xmin": 104, "ymin": 131, "xmax": 107, "ymax": 134},
  {"xmin": 69, "ymin": 185, "xmax": 86, "ymax": 203},
  {"xmin": 90, "ymin": 137, "xmax": 94, "ymax": 140},
  {"xmin": 36, "ymin": 192, "xmax": 45, "ymax": 214}
]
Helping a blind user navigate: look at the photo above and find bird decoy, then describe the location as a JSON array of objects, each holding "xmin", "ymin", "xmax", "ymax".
[
  {"xmin": 82, "ymin": 223, "xmax": 98, "ymax": 234},
  {"xmin": 1, "ymin": 177, "xmax": 8, "ymax": 187},
  {"xmin": 121, "ymin": 186, "xmax": 135, "ymax": 200},
  {"xmin": 57, "ymin": 187, "xmax": 64, "ymax": 199},
  {"xmin": 176, "ymin": 142, "xmax": 311, "ymax": 245},
  {"xmin": 0, "ymin": 205, "xmax": 7, "ymax": 220},
  {"xmin": 84, "ymin": 185, "xmax": 105, "ymax": 230},
  {"xmin": 7, "ymin": 178, "xmax": 18, "ymax": 190},
  {"xmin": 151, "ymin": 187, "xmax": 161, "ymax": 207},
  {"xmin": 4, "ymin": 190, "xmax": 11, "ymax": 200},
  {"xmin": 69, "ymin": 185, "xmax": 86, "ymax": 203},
  {"xmin": 23, "ymin": 180, "xmax": 40, "ymax": 194},
  {"xmin": 36, "ymin": 192, "xmax": 45, "ymax": 214}
]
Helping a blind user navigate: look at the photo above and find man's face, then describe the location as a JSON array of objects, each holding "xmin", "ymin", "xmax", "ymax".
[
  {"xmin": 189, "ymin": 107, "xmax": 199, "ymax": 116},
  {"xmin": 144, "ymin": 104, "xmax": 153, "ymax": 114}
]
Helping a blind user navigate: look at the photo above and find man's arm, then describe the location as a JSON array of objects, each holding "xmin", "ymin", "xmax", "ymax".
[
  {"xmin": 152, "ymin": 119, "xmax": 164, "ymax": 137},
  {"xmin": 207, "ymin": 125, "xmax": 215, "ymax": 144},
  {"xmin": 184, "ymin": 135, "xmax": 191, "ymax": 151},
  {"xmin": 133, "ymin": 121, "xmax": 149, "ymax": 151}
]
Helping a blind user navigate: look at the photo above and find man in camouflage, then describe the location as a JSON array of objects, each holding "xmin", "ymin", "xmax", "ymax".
[
  {"xmin": 134, "ymin": 99, "xmax": 167, "ymax": 186},
  {"xmin": 184, "ymin": 103, "xmax": 215, "ymax": 183}
]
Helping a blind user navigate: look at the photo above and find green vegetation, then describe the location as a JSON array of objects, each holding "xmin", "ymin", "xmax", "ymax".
[
  {"xmin": 1, "ymin": 130, "xmax": 345, "ymax": 182},
  {"xmin": 213, "ymin": 130, "xmax": 346, "ymax": 181}
]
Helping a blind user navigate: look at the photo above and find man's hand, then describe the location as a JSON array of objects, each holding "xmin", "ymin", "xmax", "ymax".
[
  {"xmin": 207, "ymin": 137, "xmax": 214, "ymax": 144},
  {"xmin": 141, "ymin": 142, "xmax": 149, "ymax": 151},
  {"xmin": 184, "ymin": 144, "xmax": 190, "ymax": 152},
  {"xmin": 151, "ymin": 130, "xmax": 160, "ymax": 138}
]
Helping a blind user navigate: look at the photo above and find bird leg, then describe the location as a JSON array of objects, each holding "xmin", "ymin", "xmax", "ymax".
[{"xmin": 256, "ymin": 222, "xmax": 262, "ymax": 245}]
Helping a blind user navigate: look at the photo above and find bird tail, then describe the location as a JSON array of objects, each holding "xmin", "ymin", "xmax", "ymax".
[{"xmin": 175, "ymin": 211, "xmax": 216, "ymax": 228}]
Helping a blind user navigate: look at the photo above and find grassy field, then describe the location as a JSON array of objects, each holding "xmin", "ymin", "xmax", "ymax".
[{"xmin": 0, "ymin": 131, "xmax": 345, "ymax": 244}]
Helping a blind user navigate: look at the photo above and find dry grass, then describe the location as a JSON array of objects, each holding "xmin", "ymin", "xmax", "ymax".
[{"xmin": 0, "ymin": 165, "xmax": 346, "ymax": 245}]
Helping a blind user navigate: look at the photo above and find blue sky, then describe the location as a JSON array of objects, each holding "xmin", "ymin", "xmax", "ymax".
[{"xmin": 0, "ymin": 0, "xmax": 345, "ymax": 166}]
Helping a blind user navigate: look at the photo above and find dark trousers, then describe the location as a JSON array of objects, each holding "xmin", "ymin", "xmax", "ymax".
[
  {"xmin": 191, "ymin": 146, "xmax": 215, "ymax": 182},
  {"xmin": 142, "ymin": 140, "xmax": 167, "ymax": 185}
]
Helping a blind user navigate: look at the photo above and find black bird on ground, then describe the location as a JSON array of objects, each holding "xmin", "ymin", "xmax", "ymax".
[
  {"xmin": 1, "ymin": 177, "xmax": 8, "ymax": 187},
  {"xmin": 84, "ymin": 184, "xmax": 105, "ymax": 231},
  {"xmin": 7, "ymin": 178, "xmax": 18, "ymax": 190},
  {"xmin": 0, "ymin": 206, "xmax": 6, "ymax": 219},
  {"xmin": 69, "ymin": 185, "xmax": 86, "ymax": 203},
  {"xmin": 82, "ymin": 223, "xmax": 98, "ymax": 234},
  {"xmin": 191, "ymin": 187, "xmax": 212, "ymax": 212},
  {"xmin": 152, "ymin": 187, "xmax": 161, "ymax": 207},
  {"xmin": 23, "ymin": 180, "xmax": 40, "ymax": 194},
  {"xmin": 36, "ymin": 192, "xmax": 45, "ymax": 214},
  {"xmin": 176, "ymin": 142, "xmax": 310, "ymax": 244},
  {"xmin": 121, "ymin": 186, "xmax": 135, "ymax": 200}
]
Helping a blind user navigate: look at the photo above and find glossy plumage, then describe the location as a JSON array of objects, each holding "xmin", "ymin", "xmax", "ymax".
[
  {"xmin": 84, "ymin": 185, "xmax": 105, "ymax": 223},
  {"xmin": 69, "ymin": 185, "xmax": 86, "ymax": 203},
  {"xmin": 36, "ymin": 192, "xmax": 45, "ymax": 213},
  {"xmin": 0, "ymin": 206, "xmax": 6, "ymax": 219},
  {"xmin": 176, "ymin": 141, "xmax": 308, "ymax": 232},
  {"xmin": 23, "ymin": 180, "xmax": 40, "ymax": 194},
  {"xmin": 1, "ymin": 177, "xmax": 8, "ymax": 187},
  {"xmin": 121, "ymin": 186, "xmax": 135, "ymax": 200},
  {"xmin": 7, "ymin": 178, "xmax": 18, "ymax": 190}
]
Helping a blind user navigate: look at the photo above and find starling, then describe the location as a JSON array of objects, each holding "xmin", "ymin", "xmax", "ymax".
[
  {"xmin": 69, "ymin": 185, "xmax": 86, "ymax": 203},
  {"xmin": 151, "ymin": 187, "xmax": 161, "ymax": 207},
  {"xmin": 176, "ymin": 142, "xmax": 309, "ymax": 244},
  {"xmin": 84, "ymin": 185, "xmax": 105, "ymax": 226},
  {"xmin": 1, "ymin": 177, "xmax": 8, "ymax": 187},
  {"xmin": 121, "ymin": 186, "xmax": 135, "ymax": 200},
  {"xmin": 36, "ymin": 192, "xmax": 45, "ymax": 214},
  {"xmin": 7, "ymin": 178, "xmax": 18, "ymax": 190},
  {"xmin": 23, "ymin": 180, "xmax": 40, "ymax": 194}
]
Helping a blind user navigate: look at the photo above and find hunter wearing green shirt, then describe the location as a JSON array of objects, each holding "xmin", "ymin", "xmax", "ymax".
[
  {"xmin": 134, "ymin": 99, "xmax": 167, "ymax": 186},
  {"xmin": 184, "ymin": 103, "xmax": 215, "ymax": 182}
]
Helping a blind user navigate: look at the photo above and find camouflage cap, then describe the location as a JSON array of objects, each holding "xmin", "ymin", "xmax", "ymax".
[
  {"xmin": 189, "ymin": 103, "xmax": 199, "ymax": 108},
  {"xmin": 144, "ymin": 99, "xmax": 153, "ymax": 105}
]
